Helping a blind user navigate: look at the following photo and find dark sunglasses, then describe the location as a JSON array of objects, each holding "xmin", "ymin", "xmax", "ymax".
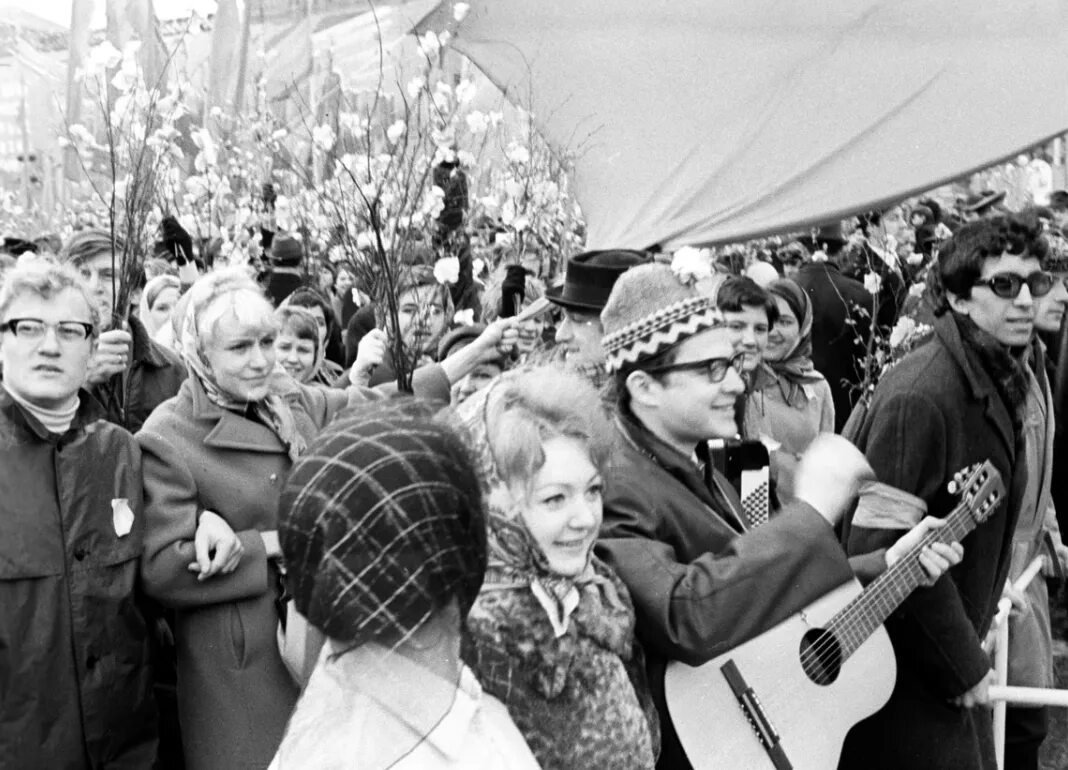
[
  {"xmin": 643, "ymin": 352, "xmax": 747, "ymax": 383},
  {"xmin": 973, "ymin": 271, "xmax": 1054, "ymax": 299}
]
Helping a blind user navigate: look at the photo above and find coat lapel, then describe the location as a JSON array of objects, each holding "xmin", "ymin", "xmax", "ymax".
[{"xmin": 188, "ymin": 376, "xmax": 287, "ymax": 454}]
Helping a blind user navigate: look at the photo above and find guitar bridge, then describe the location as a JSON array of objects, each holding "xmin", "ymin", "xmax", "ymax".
[{"xmin": 720, "ymin": 659, "xmax": 792, "ymax": 770}]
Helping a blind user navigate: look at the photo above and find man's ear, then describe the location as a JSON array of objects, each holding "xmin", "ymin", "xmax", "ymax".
[
  {"xmin": 625, "ymin": 369, "xmax": 662, "ymax": 410},
  {"xmin": 945, "ymin": 290, "xmax": 971, "ymax": 317}
]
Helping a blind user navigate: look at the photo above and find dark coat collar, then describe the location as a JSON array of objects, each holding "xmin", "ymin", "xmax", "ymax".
[
  {"xmin": 128, "ymin": 314, "xmax": 172, "ymax": 370},
  {"xmin": 932, "ymin": 313, "xmax": 1016, "ymax": 457},
  {"xmin": 186, "ymin": 375, "xmax": 287, "ymax": 454},
  {"xmin": 0, "ymin": 386, "xmax": 99, "ymax": 441},
  {"xmin": 615, "ymin": 409, "xmax": 747, "ymax": 532}
]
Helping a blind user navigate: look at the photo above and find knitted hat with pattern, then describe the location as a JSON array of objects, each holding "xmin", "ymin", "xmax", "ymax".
[
  {"xmin": 600, "ymin": 263, "xmax": 722, "ymax": 372},
  {"xmin": 278, "ymin": 400, "xmax": 487, "ymax": 645}
]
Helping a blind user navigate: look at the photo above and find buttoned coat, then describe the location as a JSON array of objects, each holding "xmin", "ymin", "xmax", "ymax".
[
  {"xmin": 0, "ymin": 390, "xmax": 156, "ymax": 769},
  {"xmin": 838, "ymin": 313, "xmax": 1024, "ymax": 770},
  {"xmin": 138, "ymin": 375, "xmax": 352, "ymax": 770}
]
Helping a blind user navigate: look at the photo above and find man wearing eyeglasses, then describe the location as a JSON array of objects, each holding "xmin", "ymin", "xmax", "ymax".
[
  {"xmin": 595, "ymin": 262, "xmax": 960, "ymax": 770},
  {"xmin": 0, "ymin": 260, "xmax": 157, "ymax": 767},
  {"xmin": 838, "ymin": 213, "xmax": 1056, "ymax": 770}
]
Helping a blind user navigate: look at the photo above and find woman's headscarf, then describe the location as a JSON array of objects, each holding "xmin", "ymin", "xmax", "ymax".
[
  {"xmin": 278, "ymin": 294, "xmax": 345, "ymax": 386},
  {"xmin": 455, "ymin": 375, "xmax": 627, "ymax": 641},
  {"xmin": 755, "ymin": 278, "xmax": 825, "ymax": 405},
  {"xmin": 138, "ymin": 274, "xmax": 180, "ymax": 339},
  {"xmin": 180, "ymin": 271, "xmax": 307, "ymax": 461}
]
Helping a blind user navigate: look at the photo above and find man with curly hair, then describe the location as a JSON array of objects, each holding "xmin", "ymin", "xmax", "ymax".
[{"xmin": 839, "ymin": 213, "xmax": 1055, "ymax": 770}]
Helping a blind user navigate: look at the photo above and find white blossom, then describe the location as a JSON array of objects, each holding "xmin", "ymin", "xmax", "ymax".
[
  {"xmin": 863, "ymin": 272, "xmax": 883, "ymax": 295},
  {"xmin": 507, "ymin": 145, "xmax": 531, "ymax": 165},
  {"xmin": 433, "ymin": 256, "xmax": 460, "ymax": 285},
  {"xmin": 453, "ymin": 308, "xmax": 475, "ymax": 326},
  {"xmin": 465, "ymin": 111, "xmax": 489, "ymax": 134},
  {"xmin": 453, "ymin": 2, "xmax": 470, "ymax": 21},
  {"xmin": 312, "ymin": 124, "xmax": 336, "ymax": 151},
  {"xmin": 670, "ymin": 246, "xmax": 713, "ymax": 286},
  {"xmin": 888, "ymin": 316, "xmax": 916, "ymax": 349},
  {"xmin": 419, "ymin": 31, "xmax": 441, "ymax": 58},
  {"xmin": 406, "ymin": 77, "xmax": 425, "ymax": 100},
  {"xmin": 810, "ymin": 249, "xmax": 828, "ymax": 262},
  {"xmin": 386, "ymin": 120, "xmax": 406, "ymax": 144},
  {"xmin": 908, "ymin": 282, "xmax": 926, "ymax": 298},
  {"xmin": 455, "ymin": 80, "xmax": 477, "ymax": 105},
  {"xmin": 88, "ymin": 41, "xmax": 122, "ymax": 72}
]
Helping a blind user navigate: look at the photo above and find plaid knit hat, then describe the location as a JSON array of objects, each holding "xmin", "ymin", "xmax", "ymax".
[
  {"xmin": 600, "ymin": 263, "xmax": 722, "ymax": 372},
  {"xmin": 278, "ymin": 401, "xmax": 487, "ymax": 645}
]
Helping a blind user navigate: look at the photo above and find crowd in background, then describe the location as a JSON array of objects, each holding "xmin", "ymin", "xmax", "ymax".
[{"xmin": 2, "ymin": 179, "xmax": 1068, "ymax": 770}]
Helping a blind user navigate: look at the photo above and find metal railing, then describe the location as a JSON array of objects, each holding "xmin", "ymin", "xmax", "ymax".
[{"xmin": 985, "ymin": 557, "xmax": 1068, "ymax": 769}]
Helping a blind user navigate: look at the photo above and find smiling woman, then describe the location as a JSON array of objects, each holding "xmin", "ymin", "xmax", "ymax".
[
  {"xmin": 457, "ymin": 365, "xmax": 659, "ymax": 770},
  {"xmin": 136, "ymin": 268, "xmax": 382, "ymax": 770}
]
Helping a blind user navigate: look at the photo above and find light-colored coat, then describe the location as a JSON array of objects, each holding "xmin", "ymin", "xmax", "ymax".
[{"xmin": 138, "ymin": 376, "xmax": 351, "ymax": 770}]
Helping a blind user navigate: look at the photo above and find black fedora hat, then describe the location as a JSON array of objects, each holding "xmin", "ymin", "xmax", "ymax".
[
  {"xmin": 794, "ymin": 222, "xmax": 847, "ymax": 253},
  {"xmin": 960, "ymin": 190, "xmax": 1007, "ymax": 215},
  {"xmin": 546, "ymin": 249, "xmax": 653, "ymax": 311}
]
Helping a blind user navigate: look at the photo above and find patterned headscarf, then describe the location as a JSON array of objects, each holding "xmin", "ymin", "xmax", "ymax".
[
  {"xmin": 278, "ymin": 401, "xmax": 487, "ymax": 646},
  {"xmin": 754, "ymin": 278, "xmax": 825, "ymax": 405},
  {"xmin": 455, "ymin": 375, "xmax": 626, "ymax": 638},
  {"xmin": 179, "ymin": 275, "xmax": 306, "ymax": 461}
]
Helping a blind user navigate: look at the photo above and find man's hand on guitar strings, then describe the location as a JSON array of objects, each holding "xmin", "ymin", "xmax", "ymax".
[{"xmin": 884, "ymin": 517, "xmax": 964, "ymax": 586}]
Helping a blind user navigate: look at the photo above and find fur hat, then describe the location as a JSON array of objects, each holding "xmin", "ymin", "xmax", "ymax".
[
  {"xmin": 271, "ymin": 234, "xmax": 304, "ymax": 267},
  {"xmin": 600, "ymin": 263, "xmax": 721, "ymax": 372}
]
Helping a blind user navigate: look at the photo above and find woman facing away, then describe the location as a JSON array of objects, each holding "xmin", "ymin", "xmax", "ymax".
[
  {"xmin": 744, "ymin": 277, "xmax": 835, "ymax": 502},
  {"xmin": 458, "ymin": 365, "xmax": 660, "ymax": 770},
  {"xmin": 270, "ymin": 401, "xmax": 540, "ymax": 770}
]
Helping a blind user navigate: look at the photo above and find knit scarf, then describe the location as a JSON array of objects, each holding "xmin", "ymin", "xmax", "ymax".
[
  {"xmin": 179, "ymin": 295, "xmax": 306, "ymax": 461},
  {"xmin": 952, "ymin": 313, "xmax": 1030, "ymax": 435}
]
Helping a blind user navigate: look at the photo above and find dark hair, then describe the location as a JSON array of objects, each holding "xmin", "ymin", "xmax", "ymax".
[
  {"xmin": 609, "ymin": 342, "xmax": 682, "ymax": 415},
  {"xmin": 716, "ymin": 276, "xmax": 779, "ymax": 325},
  {"xmin": 929, "ymin": 213, "xmax": 1049, "ymax": 315}
]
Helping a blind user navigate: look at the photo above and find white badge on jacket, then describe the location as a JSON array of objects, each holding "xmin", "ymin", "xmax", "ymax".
[{"xmin": 112, "ymin": 498, "xmax": 135, "ymax": 538}]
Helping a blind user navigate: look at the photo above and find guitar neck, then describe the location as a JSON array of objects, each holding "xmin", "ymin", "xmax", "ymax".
[{"xmin": 830, "ymin": 501, "xmax": 976, "ymax": 661}]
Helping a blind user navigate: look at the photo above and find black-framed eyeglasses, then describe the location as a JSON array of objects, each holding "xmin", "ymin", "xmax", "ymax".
[
  {"xmin": 2, "ymin": 318, "xmax": 94, "ymax": 343},
  {"xmin": 973, "ymin": 271, "xmax": 1054, "ymax": 299},
  {"xmin": 643, "ymin": 352, "xmax": 747, "ymax": 383}
]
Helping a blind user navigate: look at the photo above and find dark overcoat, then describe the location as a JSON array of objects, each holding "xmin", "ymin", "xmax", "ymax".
[
  {"xmin": 793, "ymin": 262, "xmax": 873, "ymax": 432},
  {"xmin": 838, "ymin": 313, "xmax": 1024, "ymax": 770},
  {"xmin": 0, "ymin": 390, "xmax": 156, "ymax": 769},
  {"xmin": 597, "ymin": 413, "xmax": 857, "ymax": 770}
]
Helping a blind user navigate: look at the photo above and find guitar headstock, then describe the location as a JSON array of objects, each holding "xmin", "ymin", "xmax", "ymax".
[{"xmin": 948, "ymin": 461, "xmax": 1005, "ymax": 523}]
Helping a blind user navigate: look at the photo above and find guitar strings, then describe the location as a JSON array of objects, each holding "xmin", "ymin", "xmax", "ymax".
[{"xmin": 796, "ymin": 485, "xmax": 996, "ymax": 677}]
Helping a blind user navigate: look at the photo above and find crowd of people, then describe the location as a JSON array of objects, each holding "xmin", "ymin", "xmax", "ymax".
[{"xmin": 2, "ymin": 184, "xmax": 1067, "ymax": 770}]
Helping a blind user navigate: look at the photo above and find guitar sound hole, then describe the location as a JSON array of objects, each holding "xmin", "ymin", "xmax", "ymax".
[{"xmin": 799, "ymin": 628, "xmax": 843, "ymax": 686}]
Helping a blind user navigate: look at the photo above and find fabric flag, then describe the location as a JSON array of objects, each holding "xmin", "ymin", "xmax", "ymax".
[
  {"xmin": 106, "ymin": 0, "xmax": 166, "ymax": 91},
  {"xmin": 426, "ymin": 0, "xmax": 1068, "ymax": 250},
  {"xmin": 64, "ymin": 0, "xmax": 94, "ymax": 181},
  {"xmin": 14, "ymin": 39, "xmax": 65, "ymax": 153},
  {"xmin": 207, "ymin": 0, "xmax": 251, "ymax": 114}
]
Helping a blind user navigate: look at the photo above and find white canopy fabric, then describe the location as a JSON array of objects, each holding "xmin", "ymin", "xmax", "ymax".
[{"xmin": 424, "ymin": 0, "xmax": 1068, "ymax": 250}]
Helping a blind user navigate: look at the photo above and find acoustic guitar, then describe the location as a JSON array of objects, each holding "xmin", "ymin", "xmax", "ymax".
[{"xmin": 664, "ymin": 461, "xmax": 1004, "ymax": 770}]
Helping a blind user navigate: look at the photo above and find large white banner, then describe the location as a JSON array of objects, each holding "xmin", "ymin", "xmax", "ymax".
[{"xmin": 424, "ymin": 0, "xmax": 1068, "ymax": 249}]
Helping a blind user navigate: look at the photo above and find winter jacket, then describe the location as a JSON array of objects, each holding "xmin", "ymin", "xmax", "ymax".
[
  {"xmin": 597, "ymin": 411, "xmax": 858, "ymax": 770},
  {"xmin": 137, "ymin": 376, "xmax": 355, "ymax": 770},
  {"xmin": 838, "ymin": 313, "xmax": 1025, "ymax": 770},
  {"xmin": 793, "ymin": 262, "xmax": 873, "ymax": 431},
  {"xmin": 85, "ymin": 314, "xmax": 187, "ymax": 433},
  {"xmin": 0, "ymin": 388, "xmax": 157, "ymax": 769}
]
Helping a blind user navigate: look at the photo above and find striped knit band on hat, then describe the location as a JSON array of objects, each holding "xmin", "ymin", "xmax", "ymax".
[
  {"xmin": 278, "ymin": 400, "xmax": 487, "ymax": 646},
  {"xmin": 600, "ymin": 262, "xmax": 723, "ymax": 372}
]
